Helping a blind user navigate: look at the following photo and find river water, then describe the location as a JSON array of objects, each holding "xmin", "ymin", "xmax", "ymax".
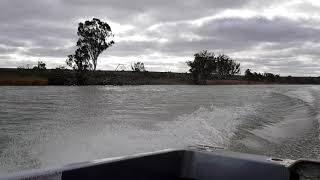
[{"xmin": 0, "ymin": 85, "xmax": 320, "ymax": 174}]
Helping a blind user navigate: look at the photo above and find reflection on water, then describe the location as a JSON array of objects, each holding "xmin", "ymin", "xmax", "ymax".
[{"xmin": 0, "ymin": 85, "xmax": 319, "ymax": 174}]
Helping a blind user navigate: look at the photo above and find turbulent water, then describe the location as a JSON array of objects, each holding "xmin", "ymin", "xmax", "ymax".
[{"xmin": 0, "ymin": 85, "xmax": 320, "ymax": 174}]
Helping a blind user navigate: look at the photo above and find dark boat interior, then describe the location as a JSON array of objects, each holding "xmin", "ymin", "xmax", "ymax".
[{"xmin": 3, "ymin": 149, "xmax": 320, "ymax": 180}]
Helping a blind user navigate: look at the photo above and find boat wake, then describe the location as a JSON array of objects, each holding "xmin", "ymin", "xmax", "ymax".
[
  {"xmin": 1, "ymin": 85, "xmax": 320, "ymax": 175},
  {"xmin": 228, "ymin": 86, "xmax": 320, "ymax": 159}
]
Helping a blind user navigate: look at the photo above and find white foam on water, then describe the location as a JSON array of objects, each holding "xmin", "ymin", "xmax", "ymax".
[
  {"xmin": 5, "ymin": 85, "xmax": 320, "ymax": 174},
  {"xmin": 317, "ymin": 113, "xmax": 320, "ymax": 142},
  {"xmin": 164, "ymin": 105, "xmax": 253, "ymax": 146},
  {"xmin": 290, "ymin": 86, "xmax": 320, "ymax": 142},
  {"xmin": 282, "ymin": 87, "xmax": 320, "ymax": 144},
  {"xmin": 242, "ymin": 86, "xmax": 320, "ymax": 157},
  {"xmin": 6, "ymin": 104, "xmax": 255, "ymax": 172},
  {"xmin": 311, "ymin": 86, "xmax": 320, "ymax": 141},
  {"xmin": 0, "ymin": 136, "xmax": 40, "ymax": 174},
  {"xmin": 284, "ymin": 87, "xmax": 315, "ymax": 105}
]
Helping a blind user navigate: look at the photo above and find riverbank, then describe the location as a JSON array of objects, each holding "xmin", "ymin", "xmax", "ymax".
[
  {"xmin": 0, "ymin": 68, "xmax": 193, "ymax": 86},
  {"xmin": 0, "ymin": 68, "xmax": 319, "ymax": 85}
]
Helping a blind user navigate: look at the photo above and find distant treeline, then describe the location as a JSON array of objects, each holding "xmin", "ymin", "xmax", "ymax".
[
  {"xmin": 244, "ymin": 69, "xmax": 320, "ymax": 84},
  {"xmin": 186, "ymin": 50, "xmax": 240, "ymax": 84},
  {"xmin": 0, "ymin": 68, "xmax": 193, "ymax": 86},
  {"xmin": 3, "ymin": 49, "xmax": 320, "ymax": 85},
  {"xmin": 185, "ymin": 50, "xmax": 320, "ymax": 85},
  {"xmin": 1, "ymin": 67, "xmax": 320, "ymax": 86},
  {"xmin": 244, "ymin": 69, "xmax": 280, "ymax": 82}
]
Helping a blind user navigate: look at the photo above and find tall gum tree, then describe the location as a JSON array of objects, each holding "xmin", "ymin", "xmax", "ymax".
[{"xmin": 77, "ymin": 18, "xmax": 115, "ymax": 70}]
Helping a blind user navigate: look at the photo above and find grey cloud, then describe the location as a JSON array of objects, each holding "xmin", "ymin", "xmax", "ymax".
[
  {"xmin": 143, "ymin": 17, "xmax": 320, "ymax": 56},
  {"xmin": 0, "ymin": 0, "xmax": 320, "ymax": 75},
  {"xmin": 24, "ymin": 46, "xmax": 75, "ymax": 58},
  {"xmin": 62, "ymin": 0, "xmax": 251, "ymax": 22},
  {"xmin": 0, "ymin": 59, "xmax": 36, "ymax": 68},
  {"xmin": 0, "ymin": 0, "xmax": 251, "ymax": 28},
  {"xmin": 238, "ymin": 57, "xmax": 320, "ymax": 76},
  {"xmin": 107, "ymin": 41, "xmax": 159, "ymax": 57},
  {"xmin": 0, "ymin": 38, "xmax": 28, "ymax": 48},
  {"xmin": 0, "ymin": 55, "xmax": 13, "ymax": 60},
  {"xmin": 0, "ymin": 22, "xmax": 75, "ymax": 44},
  {"xmin": 197, "ymin": 17, "xmax": 320, "ymax": 43},
  {"xmin": 0, "ymin": 46, "xmax": 18, "ymax": 54}
]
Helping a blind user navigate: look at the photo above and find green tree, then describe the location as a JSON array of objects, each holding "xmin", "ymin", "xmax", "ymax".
[
  {"xmin": 245, "ymin": 69, "xmax": 280, "ymax": 82},
  {"xmin": 215, "ymin": 54, "xmax": 240, "ymax": 79},
  {"xmin": 186, "ymin": 50, "xmax": 240, "ymax": 83},
  {"xmin": 66, "ymin": 46, "xmax": 91, "ymax": 71},
  {"xmin": 131, "ymin": 62, "xmax": 146, "ymax": 72},
  {"xmin": 186, "ymin": 50, "xmax": 216, "ymax": 84},
  {"xmin": 33, "ymin": 61, "xmax": 46, "ymax": 70},
  {"xmin": 264, "ymin": 72, "xmax": 280, "ymax": 82},
  {"xmin": 66, "ymin": 46, "xmax": 92, "ymax": 85},
  {"xmin": 245, "ymin": 69, "xmax": 253, "ymax": 80},
  {"xmin": 77, "ymin": 18, "xmax": 115, "ymax": 70}
]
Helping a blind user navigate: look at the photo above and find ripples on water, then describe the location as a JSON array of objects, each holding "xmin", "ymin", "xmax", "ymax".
[{"xmin": 0, "ymin": 85, "xmax": 319, "ymax": 174}]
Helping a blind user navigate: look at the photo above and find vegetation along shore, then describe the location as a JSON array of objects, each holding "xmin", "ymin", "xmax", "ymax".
[{"xmin": 1, "ymin": 68, "xmax": 320, "ymax": 86}]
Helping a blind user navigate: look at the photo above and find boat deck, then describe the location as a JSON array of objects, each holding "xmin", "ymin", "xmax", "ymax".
[{"xmin": 2, "ymin": 149, "xmax": 320, "ymax": 180}]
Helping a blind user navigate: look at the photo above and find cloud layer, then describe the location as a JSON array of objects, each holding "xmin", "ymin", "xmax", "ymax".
[{"xmin": 1, "ymin": 0, "xmax": 320, "ymax": 76}]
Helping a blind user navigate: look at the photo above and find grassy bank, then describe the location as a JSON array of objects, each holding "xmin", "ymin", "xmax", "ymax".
[
  {"xmin": 0, "ymin": 69, "xmax": 48, "ymax": 85},
  {"xmin": 1, "ymin": 68, "xmax": 319, "ymax": 86},
  {"xmin": 0, "ymin": 68, "xmax": 193, "ymax": 86}
]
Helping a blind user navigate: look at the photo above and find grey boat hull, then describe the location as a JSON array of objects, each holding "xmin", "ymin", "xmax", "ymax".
[{"xmin": 2, "ymin": 149, "xmax": 320, "ymax": 180}]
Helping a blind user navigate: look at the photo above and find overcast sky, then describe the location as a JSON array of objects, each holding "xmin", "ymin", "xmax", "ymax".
[{"xmin": 1, "ymin": 0, "xmax": 320, "ymax": 76}]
